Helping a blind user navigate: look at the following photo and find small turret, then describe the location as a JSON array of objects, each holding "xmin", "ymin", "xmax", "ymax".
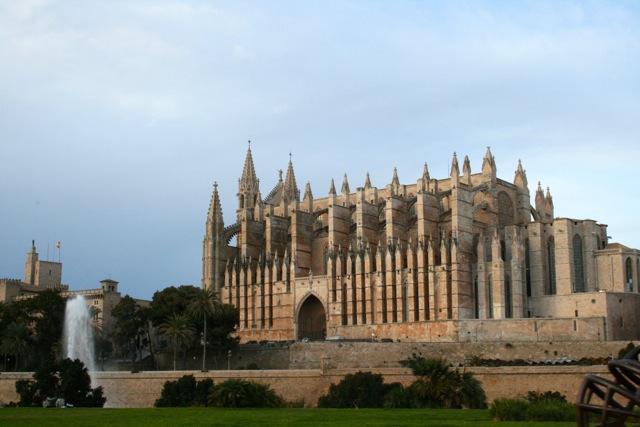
[
  {"xmin": 450, "ymin": 152, "xmax": 460, "ymax": 186},
  {"xmin": 364, "ymin": 172, "xmax": 372, "ymax": 190},
  {"xmin": 302, "ymin": 181, "xmax": 313, "ymax": 213},
  {"xmin": 481, "ymin": 146, "xmax": 497, "ymax": 183},
  {"xmin": 535, "ymin": 182, "xmax": 545, "ymax": 219},
  {"xmin": 462, "ymin": 155, "xmax": 471, "ymax": 186},
  {"xmin": 341, "ymin": 174, "xmax": 351, "ymax": 207},
  {"xmin": 545, "ymin": 187, "xmax": 554, "ymax": 219}
]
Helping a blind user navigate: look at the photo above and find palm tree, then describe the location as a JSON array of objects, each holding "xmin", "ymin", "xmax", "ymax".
[
  {"xmin": 158, "ymin": 313, "xmax": 195, "ymax": 371},
  {"xmin": 188, "ymin": 287, "xmax": 221, "ymax": 371},
  {"xmin": 1, "ymin": 320, "xmax": 33, "ymax": 371}
]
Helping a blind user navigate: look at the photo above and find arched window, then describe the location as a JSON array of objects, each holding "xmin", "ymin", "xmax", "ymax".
[
  {"xmin": 626, "ymin": 258, "xmax": 633, "ymax": 292},
  {"xmin": 497, "ymin": 191, "xmax": 514, "ymax": 228},
  {"xmin": 548, "ymin": 237, "xmax": 556, "ymax": 295},
  {"xmin": 487, "ymin": 275, "xmax": 494, "ymax": 319},
  {"xmin": 573, "ymin": 234, "xmax": 585, "ymax": 292}
]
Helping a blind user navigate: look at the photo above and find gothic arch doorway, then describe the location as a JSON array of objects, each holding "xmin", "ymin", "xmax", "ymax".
[{"xmin": 297, "ymin": 295, "xmax": 326, "ymax": 340}]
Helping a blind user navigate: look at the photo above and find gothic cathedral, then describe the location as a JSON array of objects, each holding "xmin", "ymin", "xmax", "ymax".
[{"xmin": 202, "ymin": 145, "xmax": 640, "ymax": 343}]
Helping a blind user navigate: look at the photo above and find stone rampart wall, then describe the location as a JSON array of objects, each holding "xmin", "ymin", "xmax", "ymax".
[
  {"xmin": 0, "ymin": 365, "xmax": 611, "ymax": 408},
  {"xmin": 286, "ymin": 340, "xmax": 627, "ymax": 369}
]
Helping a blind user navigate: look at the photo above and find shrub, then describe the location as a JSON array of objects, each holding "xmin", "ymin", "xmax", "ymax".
[
  {"xmin": 154, "ymin": 375, "xmax": 214, "ymax": 407},
  {"xmin": 15, "ymin": 358, "xmax": 105, "ymax": 407},
  {"xmin": 618, "ymin": 342, "xmax": 636, "ymax": 359},
  {"xmin": 525, "ymin": 390, "xmax": 567, "ymax": 403},
  {"xmin": 208, "ymin": 379, "xmax": 284, "ymax": 408},
  {"xmin": 489, "ymin": 398, "xmax": 529, "ymax": 421},
  {"xmin": 317, "ymin": 371, "xmax": 388, "ymax": 408},
  {"xmin": 401, "ymin": 355, "xmax": 487, "ymax": 409},
  {"xmin": 527, "ymin": 399, "xmax": 576, "ymax": 422},
  {"xmin": 383, "ymin": 384, "xmax": 414, "ymax": 408}
]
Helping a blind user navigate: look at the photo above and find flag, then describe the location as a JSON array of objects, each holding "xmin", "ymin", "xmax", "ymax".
[{"xmin": 56, "ymin": 241, "xmax": 60, "ymax": 249}]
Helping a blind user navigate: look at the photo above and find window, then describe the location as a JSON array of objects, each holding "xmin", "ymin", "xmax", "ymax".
[
  {"xmin": 473, "ymin": 276, "xmax": 479, "ymax": 319},
  {"xmin": 573, "ymin": 234, "xmax": 585, "ymax": 292},
  {"xmin": 487, "ymin": 275, "xmax": 494, "ymax": 319},
  {"xmin": 497, "ymin": 191, "xmax": 514, "ymax": 228},
  {"xmin": 626, "ymin": 258, "xmax": 633, "ymax": 292},
  {"xmin": 485, "ymin": 238, "xmax": 492, "ymax": 262},
  {"xmin": 548, "ymin": 237, "xmax": 556, "ymax": 294},
  {"xmin": 525, "ymin": 238, "xmax": 532, "ymax": 297},
  {"xmin": 505, "ymin": 275, "xmax": 512, "ymax": 318}
]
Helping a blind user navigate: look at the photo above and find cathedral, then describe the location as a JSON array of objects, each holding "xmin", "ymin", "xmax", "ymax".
[{"xmin": 202, "ymin": 146, "xmax": 640, "ymax": 343}]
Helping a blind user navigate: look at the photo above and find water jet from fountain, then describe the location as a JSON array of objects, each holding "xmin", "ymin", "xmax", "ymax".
[{"xmin": 63, "ymin": 296, "xmax": 97, "ymax": 385}]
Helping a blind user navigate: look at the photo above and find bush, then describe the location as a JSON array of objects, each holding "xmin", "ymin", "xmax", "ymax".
[
  {"xmin": 618, "ymin": 342, "xmax": 636, "ymax": 359},
  {"xmin": 489, "ymin": 398, "xmax": 529, "ymax": 421},
  {"xmin": 317, "ymin": 371, "xmax": 389, "ymax": 408},
  {"xmin": 154, "ymin": 375, "xmax": 214, "ymax": 407},
  {"xmin": 383, "ymin": 384, "xmax": 414, "ymax": 408},
  {"xmin": 208, "ymin": 379, "xmax": 284, "ymax": 408},
  {"xmin": 401, "ymin": 355, "xmax": 487, "ymax": 409},
  {"xmin": 15, "ymin": 358, "xmax": 105, "ymax": 407},
  {"xmin": 525, "ymin": 390, "xmax": 567, "ymax": 403},
  {"xmin": 527, "ymin": 399, "xmax": 576, "ymax": 422}
]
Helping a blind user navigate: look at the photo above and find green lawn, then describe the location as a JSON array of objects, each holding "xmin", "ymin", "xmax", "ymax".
[{"xmin": 0, "ymin": 408, "xmax": 576, "ymax": 427}]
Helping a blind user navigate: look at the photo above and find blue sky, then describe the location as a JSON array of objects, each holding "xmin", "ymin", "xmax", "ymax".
[{"xmin": 1, "ymin": 0, "xmax": 639, "ymax": 300}]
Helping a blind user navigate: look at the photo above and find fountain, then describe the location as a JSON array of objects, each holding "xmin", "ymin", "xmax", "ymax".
[{"xmin": 63, "ymin": 296, "xmax": 97, "ymax": 382}]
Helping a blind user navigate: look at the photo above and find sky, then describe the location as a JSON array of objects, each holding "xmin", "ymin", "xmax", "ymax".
[{"xmin": 1, "ymin": 0, "xmax": 639, "ymax": 301}]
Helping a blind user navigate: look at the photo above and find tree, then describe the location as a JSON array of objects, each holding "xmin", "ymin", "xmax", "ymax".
[
  {"xmin": 0, "ymin": 320, "xmax": 33, "ymax": 370},
  {"xmin": 148, "ymin": 285, "xmax": 199, "ymax": 327},
  {"xmin": 158, "ymin": 313, "xmax": 195, "ymax": 370},
  {"xmin": 8, "ymin": 289, "xmax": 66, "ymax": 369},
  {"xmin": 111, "ymin": 295, "xmax": 148, "ymax": 363},
  {"xmin": 188, "ymin": 287, "xmax": 221, "ymax": 371}
]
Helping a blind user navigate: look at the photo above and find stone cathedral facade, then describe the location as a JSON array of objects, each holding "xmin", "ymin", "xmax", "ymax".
[{"xmin": 202, "ymin": 146, "xmax": 640, "ymax": 343}]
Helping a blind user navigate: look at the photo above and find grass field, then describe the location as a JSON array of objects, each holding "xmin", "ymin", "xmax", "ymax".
[{"xmin": 0, "ymin": 408, "xmax": 577, "ymax": 427}]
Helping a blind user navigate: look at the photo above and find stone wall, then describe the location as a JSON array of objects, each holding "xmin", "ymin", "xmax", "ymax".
[
  {"xmin": 0, "ymin": 365, "xmax": 611, "ymax": 408},
  {"xmin": 285, "ymin": 340, "xmax": 627, "ymax": 369}
]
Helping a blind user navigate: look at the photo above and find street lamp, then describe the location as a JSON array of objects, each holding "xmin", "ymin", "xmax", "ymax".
[{"xmin": 227, "ymin": 350, "xmax": 232, "ymax": 370}]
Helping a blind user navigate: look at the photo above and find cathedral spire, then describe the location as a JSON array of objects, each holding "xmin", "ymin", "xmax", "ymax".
[
  {"xmin": 284, "ymin": 153, "xmax": 300, "ymax": 202},
  {"xmin": 238, "ymin": 141, "xmax": 260, "ymax": 212},
  {"xmin": 207, "ymin": 182, "xmax": 224, "ymax": 224},
  {"xmin": 240, "ymin": 141, "xmax": 258, "ymax": 189}
]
